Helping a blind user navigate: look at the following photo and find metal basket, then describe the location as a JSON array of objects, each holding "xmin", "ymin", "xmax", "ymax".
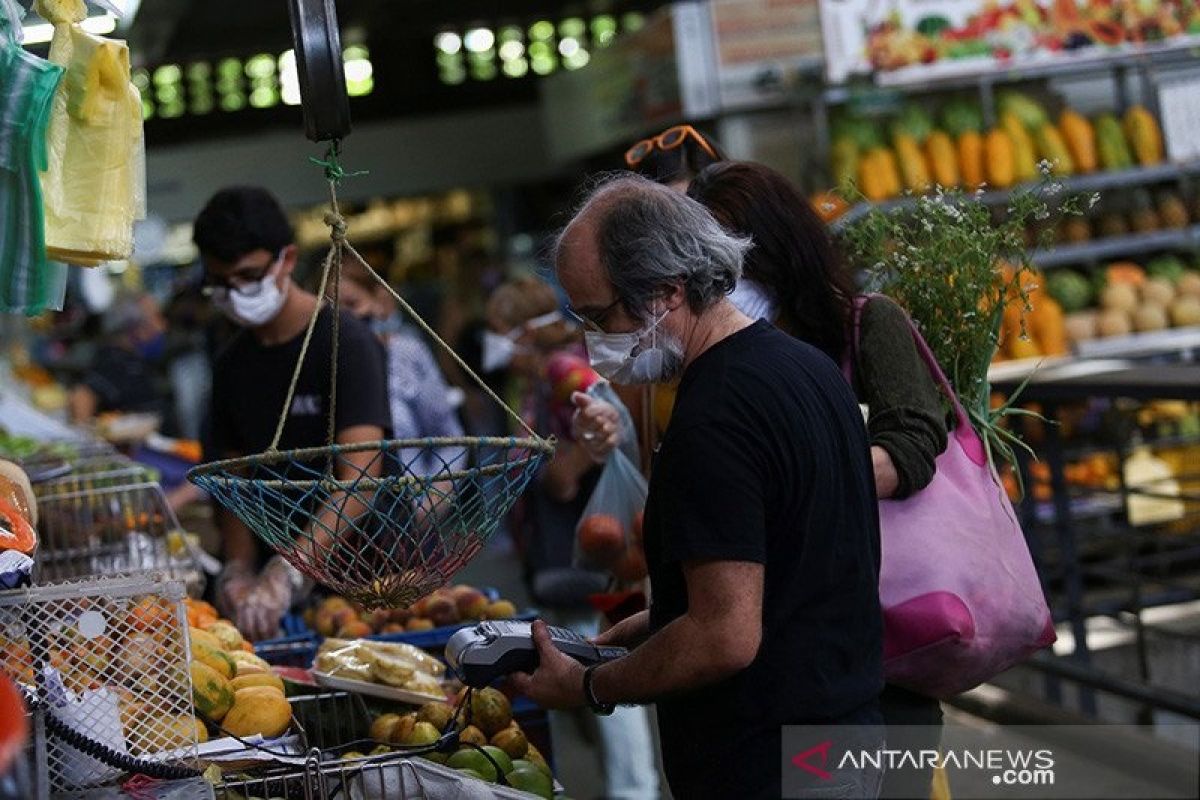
[
  {"xmin": 33, "ymin": 462, "xmax": 158, "ymax": 501},
  {"xmin": 33, "ymin": 481, "xmax": 200, "ymax": 587},
  {"xmin": 189, "ymin": 437, "xmax": 551, "ymax": 608},
  {"xmin": 214, "ymin": 692, "xmax": 537, "ymax": 800},
  {"xmin": 0, "ymin": 576, "xmax": 197, "ymax": 796}
]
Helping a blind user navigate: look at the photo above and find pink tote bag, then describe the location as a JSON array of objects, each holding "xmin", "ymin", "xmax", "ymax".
[{"xmin": 846, "ymin": 296, "xmax": 1056, "ymax": 698}]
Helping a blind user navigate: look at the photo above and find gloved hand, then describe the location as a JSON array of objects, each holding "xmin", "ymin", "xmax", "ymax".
[{"xmin": 222, "ymin": 557, "xmax": 305, "ymax": 642}]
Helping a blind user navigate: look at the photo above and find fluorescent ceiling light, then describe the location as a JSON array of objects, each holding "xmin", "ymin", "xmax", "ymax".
[{"xmin": 23, "ymin": 13, "xmax": 118, "ymax": 46}]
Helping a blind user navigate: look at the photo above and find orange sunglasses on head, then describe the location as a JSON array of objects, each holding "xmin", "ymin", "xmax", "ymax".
[{"xmin": 625, "ymin": 124, "xmax": 718, "ymax": 167}]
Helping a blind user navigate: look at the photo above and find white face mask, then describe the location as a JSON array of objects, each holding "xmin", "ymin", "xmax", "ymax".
[
  {"xmin": 482, "ymin": 310, "xmax": 564, "ymax": 372},
  {"xmin": 211, "ymin": 253, "xmax": 289, "ymax": 328},
  {"xmin": 728, "ymin": 278, "xmax": 777, "ymax": 322},
  {"xmin": 584, "ymin": 308, "xmax": 684, "ymax": 385}
]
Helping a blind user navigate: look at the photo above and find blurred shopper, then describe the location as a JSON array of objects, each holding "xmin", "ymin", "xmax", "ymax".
[
  {"xmin": 327, "ymin": 259, "xmax": 465, "ymax": 475},
  {"xmin": 193, "ymin": 186, "xmax": 389, "ymax": 640},
  {"xmin": 624, "ymin": 123, "xmax": 726, "ymax": 190},
  {"xmin": 69, "ymin": 293, "xmax": 168, "ymax": 425},
  {"xmin": 487, "ymin": 275, "xmax": 660, "ymax": 800},
  {"xmin": 687, "ymin": 161, "xmax": 949, "ymax": 800},
  {"xmin": 517, "ymin": 175, "xmax": 884, "ymax": 799}
]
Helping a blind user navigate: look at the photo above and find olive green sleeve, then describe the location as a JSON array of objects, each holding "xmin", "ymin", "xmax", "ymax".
[{"xmin": 854, "ymin": 296, "xmax": 949, "ymax": 499}]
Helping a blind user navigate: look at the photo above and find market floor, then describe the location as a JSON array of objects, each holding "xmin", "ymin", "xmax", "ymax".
[{"xmin": 454, "ymin": 534, "xmax": 674, "ymax": 800}]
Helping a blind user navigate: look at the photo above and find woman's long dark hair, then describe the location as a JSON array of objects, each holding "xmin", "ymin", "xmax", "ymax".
[{"xmin": 687, "ymin": 161, "xmax": 855, "ymax": 362}]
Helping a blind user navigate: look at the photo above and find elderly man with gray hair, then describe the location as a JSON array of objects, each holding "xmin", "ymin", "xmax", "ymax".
[{"xmin": 512, "ymin": 175, "xmax": 885, "ymax": 799}]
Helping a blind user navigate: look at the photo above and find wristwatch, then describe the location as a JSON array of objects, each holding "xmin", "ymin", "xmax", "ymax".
[{"xmin": 582, "ymin": 663, "xmax": 615, "ymax": 716}]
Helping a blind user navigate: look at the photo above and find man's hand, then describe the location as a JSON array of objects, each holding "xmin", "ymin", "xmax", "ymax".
[
  {"xmin": 591, "ymin": 609, "xmax": 650, "ymax": 649},
  {"xmin": 571, "ymin": 392, "xmax": 621, "ymax": 463},
  {"xmin": 871, "ymin": 445, "xmax": 900, "ymax": 500},
  {"xmin": 509, "ymin": 620, "xmax": 588, "ymax": 710}
]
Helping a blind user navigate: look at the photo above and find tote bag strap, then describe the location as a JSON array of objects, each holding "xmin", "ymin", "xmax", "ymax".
[{"xmin": 845, "ymin": 294, "xmax": 981, "ymax": 463}]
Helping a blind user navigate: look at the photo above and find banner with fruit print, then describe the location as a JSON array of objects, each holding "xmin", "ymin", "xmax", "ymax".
[{"xmin": 820, "ymin": 0, "xmax": 1200, "ymax": 84}]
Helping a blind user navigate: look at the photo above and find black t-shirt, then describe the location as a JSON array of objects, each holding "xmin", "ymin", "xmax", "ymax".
[
  {"xmin": 644, "ymin": 320, "xmax": 884, "ymax": 799},
  {"xmin": 208, "ymin": 306, "xmax": 390, "ymax": 565}
]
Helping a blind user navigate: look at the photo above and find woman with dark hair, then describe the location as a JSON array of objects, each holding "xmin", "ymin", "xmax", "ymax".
[
  {"xmin": 576, "ymin": 161, "xmax": 951, "ymax": 799},
  {"xmin": 624, "ymin": 124, "xmax": 726, "ymax": 189}
]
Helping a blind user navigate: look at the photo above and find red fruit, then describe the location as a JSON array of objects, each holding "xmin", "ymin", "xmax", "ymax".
[
  {"xmin": 614, "ymin": 545, "xmax": 648, "ymax": 584},
  {"xmin": 578, "ymin": 514, "xmax": 625, "ymax": 566}
]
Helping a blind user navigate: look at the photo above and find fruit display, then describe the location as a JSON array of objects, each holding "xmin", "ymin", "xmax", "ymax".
[
  {"xmin": 306, "ymin": 585, "xmax": 520, "ymax": 637},
  {"xmin": 1050, "ymin": 258, "xmax": 1200, "ymax": 346},
  {"xmin": 1047, "ymin": 185, "xmax": 1199, "ymax": 245},
  {"xmin": 364, "ymin": 690, "xmax": 557, "ymax": 799},
  {"xmin": 313, "ymin": 637, "xmax": 447, "ymax": 697},
  {"xmin": 831, "ymin": 93, "xmax": 1166, "ymax": 205},
  {"xmin": 183, "ymin": 599, "xmax": 292, "ymax": 741},
  {"xmin": 842, "ymin": 0, "xmax": 1200, "ymax": 78}
]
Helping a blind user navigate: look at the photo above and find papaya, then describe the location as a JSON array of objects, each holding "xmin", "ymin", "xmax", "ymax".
[
  {"xmin": 190, "ymin": 661, "xmax": 234, "ymax": 722},
  {"xmin": 925, "ymin": 131, "xmax": 959, "ymax": 188},
  {"xmin": 1059, "ymin": 110, "xmax": 1097, "ymax": 172},
  {"xmin": 958, "ymin": 131, "xmax": 985, "ymax": 188},
  {"xmin": 894, "ymin": 133, "xmax": 932, "ymax": 193},
  {"xmin": 1030, "ymin": 296, "xmax": 1069, "ymax": 356},
  {"xmin": 191, "ymin": 638, "xmax": 236, "ymax": 680},
  {"xmin": 858, "ymin": 150, "xmax": 888, "ymax": 201},
  {"xmin": 876, "ymin": 148, "xmax": 902, "ymax": 198},
  {"xmin": 228, "ymin": 650, "xmax": 272, "ymax": 676},
  {"xmin": 230, "ymin": 672, "xmax": 285, "ymax": 694},
  {"xmin": 1034, "ymin": 124, "xmax": 1074, "ymax": 176},
  {"xmin": 1095, "ymin": 114, "xmax": 1134, "ymax": 170},
  {"xmin": 831, "ymin": 138, "xmax": 859, "ymax": 195},
  {"xmin": 984, "ymin": 129, "xmax": 1015, "ymax": 188},
  {"xmin": 222, "ymin": 686, "xmax": 292, "ymax": 739},
  {"xmin": 1000, "ymin": 113, "xmax": 1038, "ymax": 183},
  {"xmin": 1123, "ymin": 105, "xmax": 1163, "ymax": 165}
]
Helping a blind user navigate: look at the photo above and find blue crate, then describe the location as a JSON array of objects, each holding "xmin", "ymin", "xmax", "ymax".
[{"xmin": 254, "ymin": 632, "xmax": 320, "ymax": 667}]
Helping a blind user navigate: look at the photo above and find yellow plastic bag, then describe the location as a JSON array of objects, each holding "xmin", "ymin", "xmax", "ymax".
[{"xmin": 38, "ymin": 0, "xmax": 144, "ymax": 266}]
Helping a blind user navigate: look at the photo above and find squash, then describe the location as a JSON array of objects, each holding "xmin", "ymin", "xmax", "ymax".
[
  {"xmin": 190, "ymin": 661, "xmax": 234, "ymax": 722},
  {"xmin": 1123, "ymin": 106, "xmax": 1163, "ymax": 166},
  {"xmin": 1030, "ymin": 296, "xmax": 1068, "ymax": 356},
  {"xmin": 925, "ymin": 131, "xmax": 959, "ymax": 188},
  {"xmin": 230, "ymin": 672, "xmax": 286, "ymax": 694},
  {"xmin": 894, "ymin": 134, "xmax": 931, "ymax": 193},
  {"xmin": 1059, "ymin": 110, "xmax": 1097, "ymax": 173},
  {"xmin": 191, "ymin": 639, "xmax": 236, "ymax": 680},
  {"xmin": 984, "ymin": 129, "xmax": 1015, "ymax": 188},
  {"xmin": 957, "ymin": 131, "xmax": 985, "ymax": 188},
  {"xmin": 1000, "ymin": 113, "xmax": 1038, "ymax": 183},
  {"xmin": 222, "ymin": 686, "xmax": 292, "ymax": 739},
  {"xmin": 1034, "ymin": 124, "xmax": 1074, "ymax": 176}
]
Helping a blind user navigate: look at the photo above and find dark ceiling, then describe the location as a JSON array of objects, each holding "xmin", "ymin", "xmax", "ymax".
[{"xmin": 105, "ymin": 0, "xmax": 664, "ymax": 145}]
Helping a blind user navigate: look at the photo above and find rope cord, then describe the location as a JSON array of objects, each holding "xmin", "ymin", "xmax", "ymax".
[
  {"xmin": 344, "ymin": 237, "xmax": 540, "ymax": 440},
  {"xmin": 267, "ymin": 141, "xmax": 544, "ymax": 452}
]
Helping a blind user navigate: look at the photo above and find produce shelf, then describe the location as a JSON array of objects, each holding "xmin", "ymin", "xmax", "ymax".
[
  {"xmin": 830, "ymin": 161, "xmax": 1200, "ymax": 232},
  {"xmin": 1073, "ymin": 325, "xmax": 1200, "ymax": 360},
  {"xmin": 1032, "ymin": 227, "xmax": 1200, "ymax": 269},
  {"xmin": 822, "ymin": 37, "xmax": 1200, "ymax": 104}
]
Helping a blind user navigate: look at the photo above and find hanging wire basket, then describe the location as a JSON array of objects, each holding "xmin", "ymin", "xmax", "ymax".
[
  {"xmin": 189, "ymin": 144, "xmax": 554, "ymax": 608},
  {"xmin": 189, "ymin": 435, "xmax": 548, "ymax": 608}
]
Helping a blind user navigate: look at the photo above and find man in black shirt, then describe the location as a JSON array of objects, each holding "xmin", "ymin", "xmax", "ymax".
[
  {"xmin": 513, "ymin": 175, "xmax": 884, "ymax": 798},
  {"xmin": 194, "ymin": 186, "xmax": 389, "ymax": 640}
]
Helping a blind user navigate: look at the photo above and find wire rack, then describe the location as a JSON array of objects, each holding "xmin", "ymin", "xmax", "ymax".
[
  {"xmin": 33, "ymin": 481, "xmax": 200, "ymax": 588},
  {"xmin": 213, "ymin": 692, "xmax": 537, "ymax": 800},
  {"xmin": 0, "ymin": 576, "xmax": 197, "ymax": 796}
]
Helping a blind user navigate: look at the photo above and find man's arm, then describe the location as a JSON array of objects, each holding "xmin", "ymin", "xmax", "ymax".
[{"xmin": 512, "ymin": 559, "xmax": 763, "ymax": 708}]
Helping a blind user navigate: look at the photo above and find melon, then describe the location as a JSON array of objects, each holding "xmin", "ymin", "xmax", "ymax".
[
  {"xmin": 1141, "ymin": 278, "xmax": 1175, "ymax": 307},
  {"xmin": 1133, "ymin": 305, "xmax": 1168, "ymax": 332},
  {"xmin": 1100, "ymin": 283, "xmax": 1138, "ymax": 313},
  {"xmin": 1097, "ymin": 309, "xmax": 1133, "ymax": 338},
  {"xmin": 1170, "ymin": 296, "xmax": 1200, "ymax": 327},
  {"xmin": 190, "ymin": 661, "xmax": 234, "ymax": 722}
]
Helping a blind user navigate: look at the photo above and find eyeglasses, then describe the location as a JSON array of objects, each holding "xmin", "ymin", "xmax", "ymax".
[
  {"xmin": 565, "ymin": 297, "xmax": 623, "ymax": 333},
  {"xmin": 625, "ymin": 125, "xmax": 719, "ymax": 168},
  {"xmin": 201, "ymin": 252, "xmax": 282, "ymax": 297}
]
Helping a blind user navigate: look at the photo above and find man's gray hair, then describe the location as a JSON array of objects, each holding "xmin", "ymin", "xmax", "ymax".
[{"xmin": 555, "ymin": 174, "xmax": 751, "ymax": 321}]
